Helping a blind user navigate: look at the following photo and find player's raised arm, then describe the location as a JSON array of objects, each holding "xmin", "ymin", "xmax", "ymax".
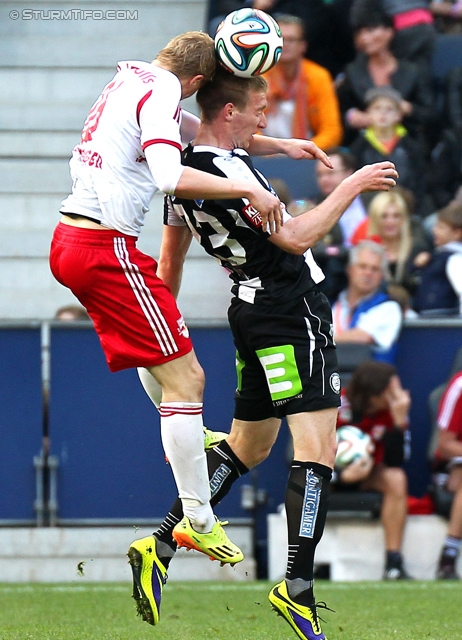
[
  {"xmin": 269, "ymin": 161, "xmax": 398, "ymax": 253},
  {"xmin": 248, "ymin": 135, "xmax": 334, "ymax": 168}
]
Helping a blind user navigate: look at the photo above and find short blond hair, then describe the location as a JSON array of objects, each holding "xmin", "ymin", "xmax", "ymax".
[{"xmin": 154, "ymin": 31, "xmax": 216, "ymax": 83}]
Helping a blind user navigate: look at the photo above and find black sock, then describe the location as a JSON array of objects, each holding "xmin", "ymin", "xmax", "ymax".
[
  {"xmin": 285, "ymin": 461, "xmax": 332, "ymax": 606},
  {"xmin": 154, "ymin": 440, "xmax": 249, "ymax": 566}
]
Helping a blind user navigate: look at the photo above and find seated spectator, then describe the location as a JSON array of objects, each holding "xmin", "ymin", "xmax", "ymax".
[
  {"xmin": 413, "ymin": 202, "xmax": 462, "ymax": 316},
  {"xmin": 350, "ymin": 86, "xmax": 429, "ymax": 213},
  {"xmin": 315, "ymin": 147, "xmax": 368, "ymax": 246},
  {"xmin": 387, "ymin": 282, "xmax": 419, "ymax": 318},
  {"xmin": 377, "ymin": 0, "xmax": 437, "ymax": 70},
  {"xmin": 335, "ymin": 360, "xmax": 412, "ymax": 579},
  {"xmin": 432, "ymin": 370, "xmax": 462, "ymax": 580},
  {"xmin": 349, "ymin": 189, "xmax": 432, "ymax": 297},
  {"xmin": 302, "ymin": 147, "xmax": 369, "ymax": 302},
  {"xmin": 430, "ymin": 0, "xmax": 462, "ymax": 33},
  {"xmin": 262, "ymin": 14, "xmax": 343, "ymax": 151},
  {"xmin": 54, "ymin": 304, "xmax": 90, "ymax": 321},
  {"xmin": 335, "ymin": 0, "xmax": 437, "ymax": 149},
  {"xmin": 332, "ymin": 240, "xmax": 403, "ymax": 363}
]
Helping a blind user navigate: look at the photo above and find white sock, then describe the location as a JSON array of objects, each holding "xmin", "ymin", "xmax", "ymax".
[
  {"xmin": 138, "ymin": 367, "xmax": 162, "ymax": 409},
  {"xmin": 159, "ymin": 402, "xmax": 214, "ymax": 532}
]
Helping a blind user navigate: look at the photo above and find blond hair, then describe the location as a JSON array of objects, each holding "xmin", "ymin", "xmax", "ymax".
[
  {"xmin": 367, "ymin": 190, "xmax": 412, "ymax": 284},
  {"xmin": 154, "ymin": 31, "xmax": 216, "ymax": 83}
]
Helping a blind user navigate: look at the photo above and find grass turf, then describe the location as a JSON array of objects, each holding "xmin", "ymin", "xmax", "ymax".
[{"xmin": 0, "ymin": 580, "xmax": 460, "ymax": 639}]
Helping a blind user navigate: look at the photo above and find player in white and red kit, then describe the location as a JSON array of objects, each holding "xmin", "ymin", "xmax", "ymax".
[
  {"xmin": 434, "ymin": 371, "xmax": 462, "ymax": 579},
  {"xmin": 49, "ymin": 31, "xmax": 334, "ymax": 626}
]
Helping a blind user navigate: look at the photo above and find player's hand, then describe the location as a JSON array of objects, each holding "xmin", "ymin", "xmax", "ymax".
[
  {"xmin": 384, "ymin": 375, "xmax": 410, "ymax": 429},
  {"xmin": 249, "ymin": 185, "xmax": 283, "ymax": 233},
  {"xmin": 350, "ymin": 161, "xmax": 398, "ymax": 192},
  {"xmin": 283, "ymin": 138, "xmax": 334, "ymax": 168},
  {"xmin": 340, "ymin": 454, "xmax": 374, "ymax": 483}
]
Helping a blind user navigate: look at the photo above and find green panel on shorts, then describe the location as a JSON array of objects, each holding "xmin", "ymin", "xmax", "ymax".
[
  {"xmin": 255, "ymin": 344, "xmax": 302, "ymax": 401},
  {"xmin": 235, "ymin": 351, "xmax": 245, "ymax": 391}
]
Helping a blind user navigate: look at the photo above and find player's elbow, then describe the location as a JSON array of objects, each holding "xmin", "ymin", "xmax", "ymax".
[{"xmin": 273, "ymin": 231, "xmax": 319, "ymax": 255}]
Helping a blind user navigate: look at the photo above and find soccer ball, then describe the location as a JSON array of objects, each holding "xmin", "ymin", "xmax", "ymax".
[
  {"xmin": 214, "ymin": 9, "xmax": 283, "ymax": 77},
  {"xmin": 335, "ymin": 426, "xmax": 375, "ymax": 468}
]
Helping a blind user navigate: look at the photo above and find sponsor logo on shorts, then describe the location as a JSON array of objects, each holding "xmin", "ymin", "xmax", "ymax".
[
  {"xmin": 177, "ymin": 316, "xmax": 189, "ymax": 339},
  {"xmin": 274, "ymin": 393, "xmax": 302, "ymax": 406},
  {"xmin": 299, "ymin": 470, "xmax": 321, "ymax": 538},
  {"xmin": 330, "ymin": 372, "xmax": 341, "ymax": 394}
]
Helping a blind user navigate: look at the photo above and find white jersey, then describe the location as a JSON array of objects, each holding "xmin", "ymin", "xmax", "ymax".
[{"xmin": 60, "ymin": 61, "xmax": 187, "ymax": 236}]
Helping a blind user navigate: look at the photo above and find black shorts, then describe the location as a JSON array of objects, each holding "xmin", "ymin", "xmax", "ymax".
[{"xmin": 228, "ymin": 289, "xmax": 341, "ymax": 421}]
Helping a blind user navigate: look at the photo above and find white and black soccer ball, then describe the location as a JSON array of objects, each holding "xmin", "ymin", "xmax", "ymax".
[
  {"xmin": 335, "ymin": 425, "xmax": 375, "ymax": 468},
  {"xmin": 214, "ymin": 9, "xmax": 283, "ymax": 77}
]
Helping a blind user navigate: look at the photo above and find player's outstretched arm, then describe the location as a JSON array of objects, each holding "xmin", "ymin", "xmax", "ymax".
[
  {"xmin": 174, "ymin": 166, "xmax": 283, "ymax": 232},
  {"xmin": 248, "ymin": 135, "xmax": 333, "ymax": 168},
  {"xmin": 269, "ymin": 161, "xmax": 398, "ymax": 254}
]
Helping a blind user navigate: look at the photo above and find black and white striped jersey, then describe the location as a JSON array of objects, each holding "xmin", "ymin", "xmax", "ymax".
[{"xmin": 166, "ymin": 144, "xmax": 324, "ymax": 305}]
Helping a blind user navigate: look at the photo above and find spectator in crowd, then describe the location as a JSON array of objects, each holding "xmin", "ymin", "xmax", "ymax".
[
  {"xmin": 300, "ymin": 148, "xmax": 368, "ymax": 302},
  {"xmin": 262, "ymin": 15, "xmax": 343, "ymax": 151},
  {"xmin": 349, "ymin": 189, "xmax": 432, "ymax": 298},
  {"xmin": 54, "ymin": 304, "xmax": 90, "ymax": 321},
  {"xmin": 350, "ymin": 86, "xmax": 429, "ymax": 213},
  {"xmin": 335, "ymin": 0, "xmax": 437, "ymax": 149},
  {"xmin": 332, "ymin": 240, "xmax": 403, "ymax": 363},
  {"xmin": 432, "ymin": 370, "xmax": 462, "ymax": 580},
  {"xmin": 378, "ymin": 0, "xmax": 437, "ymax": 69},
  {"xmin": 315, "ymin": 147, "xmax": 368, "ymax": 245},
  {"xmin": 430, "ymin": 0, "xmax": 462, "ymax": 33},
  {"xmin": 413, "ymin": 202, "xmax": 462, "ymax": 316},
  {"xmin": 335, "ymin": 360, "xmax": 412, "ymax": 579}
]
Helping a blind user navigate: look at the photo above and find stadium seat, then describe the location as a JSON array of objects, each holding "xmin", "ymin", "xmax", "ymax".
[
  {"xmin": 336, "ymin": 342, "xmax": 373, "ymax": 387},
  {"xmin": 432, "ymin": 34, "xmax": 462, "ymax": 81},
  {"xmin": 431, "ymin": 34, "xmax": 462, "ymax": 118},
  {"xmin": 251, "ymin": 155, "xmax": 319, "ymax": 201}
]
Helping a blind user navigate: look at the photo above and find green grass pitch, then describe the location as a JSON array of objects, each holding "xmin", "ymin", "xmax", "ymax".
[{"xmin": 1, "ymin": 580, "xmax": 461, "ymax": 639}]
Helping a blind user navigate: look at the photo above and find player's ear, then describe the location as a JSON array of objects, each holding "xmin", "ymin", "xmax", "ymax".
[
  {"xmin": 223, "ymin": 102, "xmax": 235, "ymax": 121},
  {"xmin": 190, "ymin": 74, "xmax": 205, "ymax": 91}
]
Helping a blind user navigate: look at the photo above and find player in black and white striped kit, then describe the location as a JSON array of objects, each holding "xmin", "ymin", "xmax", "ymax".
[{"xmin": 148, "ymin": 70, "xmax": 398, "ymax": 640}]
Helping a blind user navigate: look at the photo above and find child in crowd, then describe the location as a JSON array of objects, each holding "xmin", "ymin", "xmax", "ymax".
[
  {"xmin": 350, "ymin": 86, "xmax": 428, "ymax": 214},
  {"xmin": 413, "ymin": 202, "xmax": 462, "ymax": 316}
]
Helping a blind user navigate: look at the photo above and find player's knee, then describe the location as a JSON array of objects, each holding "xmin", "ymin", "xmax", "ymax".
[{"xmin": 228, "ymin": 436, "xmax": 272, "ymax": 469}]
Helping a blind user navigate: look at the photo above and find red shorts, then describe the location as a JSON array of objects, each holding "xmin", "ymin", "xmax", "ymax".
[{"xmin": 49, "ymin": 222, "xmax": 193, "ymax": 372}]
